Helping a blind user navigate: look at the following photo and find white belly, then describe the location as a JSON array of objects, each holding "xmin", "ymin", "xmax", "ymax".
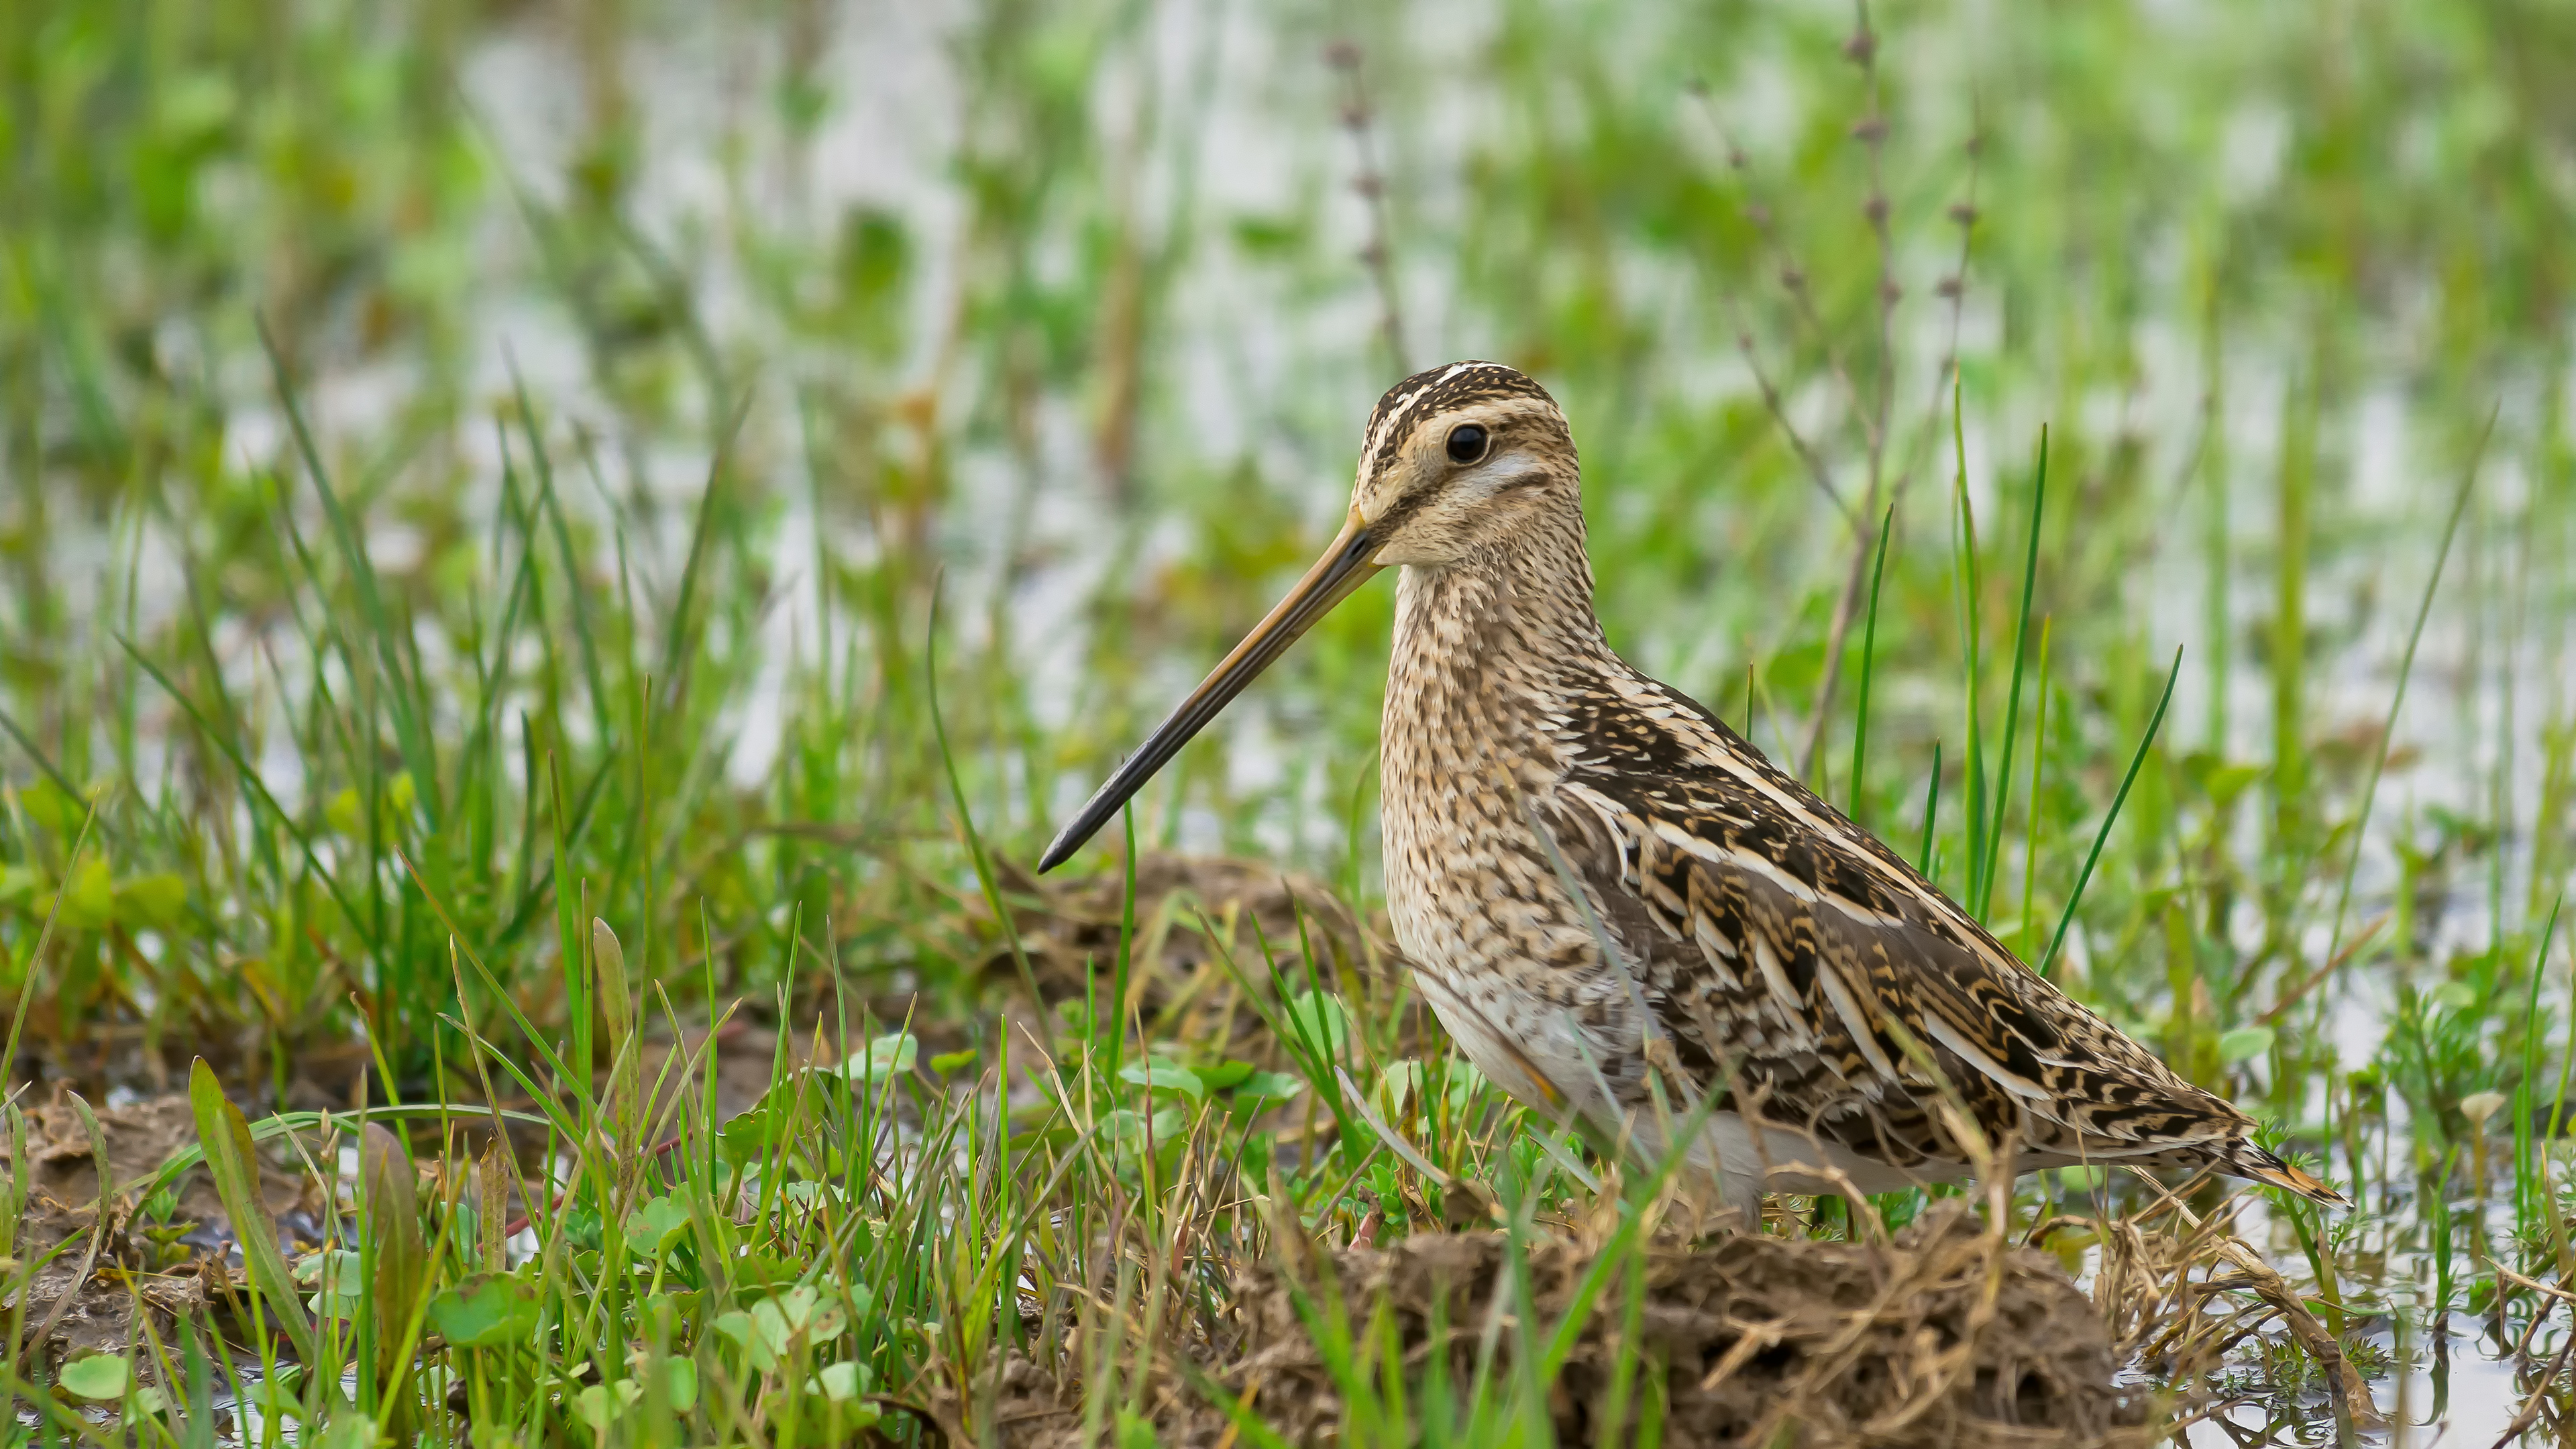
[{"xmin": 1407, "ymin": 959, "xmax": 1970, "ymax": 1217}]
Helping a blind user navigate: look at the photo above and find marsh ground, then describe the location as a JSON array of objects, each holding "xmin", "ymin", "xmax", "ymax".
[{"xmin": 5, "ymin": 0, "xmax": 2576, "ymax": 1442}]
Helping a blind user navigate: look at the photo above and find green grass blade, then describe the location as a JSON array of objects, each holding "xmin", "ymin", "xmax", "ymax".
[
  {"xmin": 189, "ymin": 1060, "xmax": 317, "ymax": 1363},
  {"xmin": 1846, "ymin": 503, "xmax": 1896, "ymax": 825},
  {"xmin": 1949, "ymin": 381, "xmax": 1988, "ymax": 911},
  {"xmin": 926, "ymin": 582, "xmax": 1054, "ymax": 1059},
  {"xmin": 259, "ymin": 321, "xmax": 441, "ymax": 835},
  {"xmin": 2041, "ymin": 645, "xmax": 2183, "ymax": 977},
  {"xmin": 2324, "ymin": 411, "xmax": 2489, "ymax": 957},
  {"xmin": 117, "ymin": 635, "xmax": 372, "ymax": 939},
  {"xmin": 1977, "ymin": 427, "xmax": 2047, "ymax": 918}
]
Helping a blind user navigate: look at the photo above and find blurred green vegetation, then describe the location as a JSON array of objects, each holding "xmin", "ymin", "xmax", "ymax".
[{"xmin": 5, "ymin": 0, "xmax": 2576, "ymax": 1437}]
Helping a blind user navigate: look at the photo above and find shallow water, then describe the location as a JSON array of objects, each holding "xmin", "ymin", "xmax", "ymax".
[{"xmin": 17, "ymin": 0, "xmax": 2576, "ymax": 1440}]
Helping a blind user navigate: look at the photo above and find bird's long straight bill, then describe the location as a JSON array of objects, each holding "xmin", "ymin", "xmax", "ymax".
[{"xmin": 1038, "ymin": 510, "xmax": 1383, "ymax": 872}]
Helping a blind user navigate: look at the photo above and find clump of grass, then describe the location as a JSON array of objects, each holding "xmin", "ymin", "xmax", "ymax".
[{"xmin": 7, "ymin": 0, "xmax": 2576, "ymax": 1440}]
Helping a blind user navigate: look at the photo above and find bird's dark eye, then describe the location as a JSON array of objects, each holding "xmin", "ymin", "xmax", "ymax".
[{"xmin": 1445, "ymin": 423, "xmax": 1489, "ymax": 464}]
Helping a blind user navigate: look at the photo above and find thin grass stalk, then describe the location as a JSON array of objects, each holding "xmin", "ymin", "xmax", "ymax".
[
  {"xmin": 1847, "ymin": 502, "xmax": 1896, "ymax": 825},
  {"xmin": 2041, "ymin": 646, "xmax": 2182, "ymax": 978},
  {"xmin": 2514, "ymin": 894, "xmax": 2561, "ymax": 1231},
  {"xmin": 1109, "ymin": 804, "xmax": 1139, "ymax": 1093},
  {"xmin": 549, "ymin": 755, "xmax": 590, "ymax": 1132},
  {"xmin": 1949, "ymin": 387, "xmax": 1989, "ymax": 910},
  {"xmin": 2325, "ymin": 412, "xmax": 2491, "ymax": 959},
  {"xmin": 926, "ymin": 584, "xmax": 1055, "ymax": 1059},
  {"xmin": 1977, "ymin": 428, "xmax": 2047, "ymax": 918},
  {"xmin": 2019, "ymin": 617, "xmax": 2053, "ymax": 958}
]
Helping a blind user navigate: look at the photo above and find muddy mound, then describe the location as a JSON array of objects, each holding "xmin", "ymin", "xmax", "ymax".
[
  {"xmin": 987, "ymin": 853, "xmax": 1370, "ymax": 1004},
  {"xmin": 983, "ymin": 1201, "xmax": 2144, "ymax": 1448},
  {"xmin": 1227, "ymin": 1203, "xmax": 2139, "ymax": 1446}
]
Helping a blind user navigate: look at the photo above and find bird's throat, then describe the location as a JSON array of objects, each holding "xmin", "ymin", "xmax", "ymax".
[{"xmin": 1383, "ymin": 533, "xmax": 1608, "ymax": 814}]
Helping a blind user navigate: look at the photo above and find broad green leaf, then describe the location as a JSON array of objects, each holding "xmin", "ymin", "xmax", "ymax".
[
  {"xmin": 594, "ymin": 918, "xmax": 639, "ymax": 1143},
  {"xmin": 572, "ymin": 1381, "xmax": 641, "ymax": 1430},
  {"xmin": 311, "ymin": 1412, "xmax": 380, "ymax": 1449},
  {"xmin": 38, "ymin": 857, "xmax": 115, "ymax": 931},
  {"xmin": 2432, "ymin": 981, "xmax": 2479, "ymax": 1012},
  {"xmin": 19, "ymin": 780, "xmax": 99, "ymax": 841},
  {"xmin": 1102, "ymin": 1108, "xmax": 1187, "ymax": 1144},
  {"xmin": 626, "ymin": 1195, "xmax": 693, "ymax": 1256},
  {"xmin": 1280, "ymin": 991, "xmax": 1351, "ymax": 1057},
  {"xmin": 360, "ymin": 1122, "xmax": 426, "ymax": 1372},
  {"xmin": 814, "ymin": 1361, "xmax": 863, "ymax": 1401},
  {"xmin": 715, "ymin": 1095, "xmax": 790, "ymax": 1167},
  {"xmin": 189, "ymin": 1059, "xmax": 314, "ymax": 1360},
  {"xmin": 1232, "ymin": 1071, "xmax": 1304, "ymax": 1108},
  {"xmin": 1197, "ymin": 1059, "xmax": 1255, "ymax": 1091},
  {"xmin": 293, "ymin": 1249, "xmax": 364, "ymax": 1293},
  {"xmin": 714, "ymin": 1311, "xmax": 778, "ymax": 1371},
  {"xmin": 1377, "ymin": 1060, "xmax": 1426, "ymax": 1114},
  {"xmin": 2180, "ymin": 755, "xmax": 2263, "ymax": 808},
  {"xmin": 928, "ymin": 1046, "xmax": 979, "ymax": 1075},
  {"xmin": 732, "ymin": 1285, "xmax": 848, "ymax": 1362},
  {"xmin": 429, "ymin": 1274, "xmax": 540, "ymax": 1348},
  {"xmin": 1119, "ymin": 1057, "xmax": 1205, "ymax": 1102},
  {"xmin": 2216, "ymin": 1026, "xmax": 2275, "ymax": 1065},
  {"xmin": 731, "ymin": 1250, "xmax": 804, "ymax": 1291},
  {"xmin": 326, "ymin": 777, "xmax": 416, "ymax": 839},
  {"xmin": 113, "ymin": 873, "xmax": 188, "ymax": 929},
  {"xmin": 830, "ymin": 1033, "xmax": 918, "ymax": 1083},
  {"xmin": 1442, "ymin": 1060, "xmax": 1491, "ymax": 1110},
  {"xmin": 57, "ymin": 1356, "xmax": 128, "ymax": 1401},
  {"xmin": 240, "ymin": 1366, "xmax": 314, "ymax": 1423},
  {"xmin": 753, "ymin": 1297, "xmax": 796, "ymax": 1352},
  {"xmin": 661, "ymin": 1358, "xmax": 699, "ymax": 1411}
]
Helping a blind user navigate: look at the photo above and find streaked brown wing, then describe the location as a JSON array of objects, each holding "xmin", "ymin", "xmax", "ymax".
[{"xmin": 1545, "ymin": 753, "xmax": 2251, "ymax": 1172}]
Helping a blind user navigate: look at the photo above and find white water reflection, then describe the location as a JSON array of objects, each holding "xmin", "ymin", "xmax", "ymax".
[{"xmin": 17, "ymin": 2, "xmax": 2576, "ymax": 1442}]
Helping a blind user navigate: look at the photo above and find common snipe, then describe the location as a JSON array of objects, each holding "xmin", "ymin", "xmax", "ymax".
[{"xmin": 1039, "ymin": 360, "xmax": 2341, "ymax": 1217}]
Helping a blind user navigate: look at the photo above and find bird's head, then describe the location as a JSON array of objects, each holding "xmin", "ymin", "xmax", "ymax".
[
  {"xmin": 1347, "ymin": 360, "xmax": 1580, "ymax": 566},
  {"xmin": 1038, "ymin": 360, "xmax": 1574, "ymax": 871}
]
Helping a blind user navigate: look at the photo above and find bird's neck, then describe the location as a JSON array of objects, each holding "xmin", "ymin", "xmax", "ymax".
[{"xmin": 1386, "ymin": 509, "xmax": 1611, "ymax": 767}]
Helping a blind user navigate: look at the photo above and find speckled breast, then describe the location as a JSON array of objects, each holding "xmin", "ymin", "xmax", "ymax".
[{"xmin": 1376, "ymin": 564, "xmax": 1640, "ymax": 1118}]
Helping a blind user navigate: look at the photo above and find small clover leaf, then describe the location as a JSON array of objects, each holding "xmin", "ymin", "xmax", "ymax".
[{"xmin": 57, "ymin": 1356, "xmax": 129, "ymax": 1401}]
